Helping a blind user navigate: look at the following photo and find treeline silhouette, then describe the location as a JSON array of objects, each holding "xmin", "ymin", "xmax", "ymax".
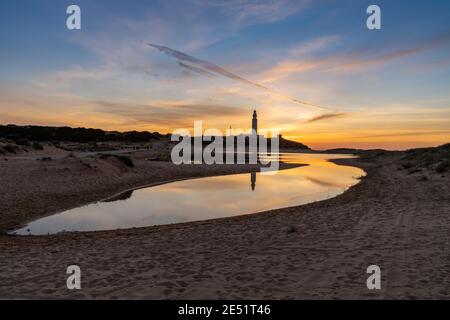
[
  {"xmin": 1, "ymin": 124, "xmax": 311, "ymax": 150},
  {"xmin": 0, "ymin": 125, "xmax": 168, "ymax": 143}
]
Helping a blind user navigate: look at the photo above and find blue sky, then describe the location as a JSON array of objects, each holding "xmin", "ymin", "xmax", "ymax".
[{"xmin": 1, "ymin": 0, "xmax": 449, "ymax": 149}]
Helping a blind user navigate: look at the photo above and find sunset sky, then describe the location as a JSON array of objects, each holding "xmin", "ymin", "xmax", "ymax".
[{"xmin": 1, "ymin": 0, "xmax": 449, "ymax": 150}]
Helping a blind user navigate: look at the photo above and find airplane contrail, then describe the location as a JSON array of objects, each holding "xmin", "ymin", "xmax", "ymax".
[{"xmin": 147, "ymin": 43, "xmax": 328, "ymax": 111}]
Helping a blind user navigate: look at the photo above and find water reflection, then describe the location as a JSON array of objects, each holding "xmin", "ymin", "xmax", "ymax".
[
  {"xmin": 12, "ymin": 153, "xmax": 365, "ymax": 235},
  {"xmin": 251, "ymin": 172, "xmax": 256, "ymax": 191}
]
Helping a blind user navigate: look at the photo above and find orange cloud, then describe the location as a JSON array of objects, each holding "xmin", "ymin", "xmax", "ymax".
[{"xmin": 305, "ymin": 112, "xmax": 347, "ymax": 123}]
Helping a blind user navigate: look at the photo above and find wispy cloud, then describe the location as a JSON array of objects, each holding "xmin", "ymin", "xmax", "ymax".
[
  {"xmin": 356, "ymin": 130, "xmax": 450, "ymax": 139},
  {"xmin": 305, "ymin": 112, "xmax": 347, "ymax": 123},
  {"xmin": 95, "ymin": 100, "xmax": 249, "ymax": 128},
  {"xmin": 177, "ymin": 62, "xmax": 217, "ymax": 78},
  {"xmin": 327, "ymin": 30, "xmax": 450, "ymax": 73},
  {"xmin": 258, "ymin": 30, "xmax": 450, "ymax": 81},
  {"xmin": 289, "ymin": 35, "xmax": 342, "ymax": 57},
  {"xmin": 45, "ymin": 65, "xmax": 116, "ymax": 84},
  {"xmin": 147, "ymin": 43, "xmax": 327, "ymax": 110},
  {"xmin": 326, "ymin": 48, "xmax": 423, "ymax": 73},
  {"xmin": 258, "ymin": 46, "xmax": 428, "ymax": 81},
  {"xmin": 193, "ymin": 0, "xmax": 310, "ymax": 27}
]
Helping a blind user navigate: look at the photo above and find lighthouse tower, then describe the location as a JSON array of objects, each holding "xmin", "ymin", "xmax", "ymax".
[{"xmin": 252, "ymin": 110, "xmax": 258, "ymax": 135}]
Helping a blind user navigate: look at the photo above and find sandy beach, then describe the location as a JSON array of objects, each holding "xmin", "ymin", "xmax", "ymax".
[
  {"xmin": 2, "ymin": 0, "xmax": 450, "ymax": 304},
  {"xmin": 0, "ymin": 146, "xmax": 449, "ymax": 299}
]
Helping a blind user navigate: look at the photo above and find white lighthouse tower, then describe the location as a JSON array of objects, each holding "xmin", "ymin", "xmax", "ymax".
[{"xmin": 252, "ymin": 110, "xmax": 258, "ymax": 135}]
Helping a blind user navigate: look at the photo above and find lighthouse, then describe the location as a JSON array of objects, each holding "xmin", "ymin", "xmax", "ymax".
[{"xmin": 252, "ymin": 110, "xmax": 258, "ymax": 135}]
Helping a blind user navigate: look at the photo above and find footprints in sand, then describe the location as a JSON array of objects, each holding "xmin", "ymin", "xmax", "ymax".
[{"xmin": 1, "ymin": 157, "xmax": 449, "ymax": 299}]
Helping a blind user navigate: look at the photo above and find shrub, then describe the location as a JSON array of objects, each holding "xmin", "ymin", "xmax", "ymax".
[
  {"xmin": 401, "ymin": 162, "xmax": 413, "ymax": 169},
  {"xmin": 115, "ymin": 155, "xmax": 134, "ymax": 168},
  {"xmin": 4, "ymin": 145, "xmax": 16, "ymax": 153},
  {"xmin": 99, "ymin": 154, "xmax": 134, "ymax": 168},
  {"xmin": 38, "ymin": 156, "xmax": 52, "ymax": 161},
  {"xmin": 16, "ymin": 139, "xmax": 30, "ymax": 146},
  {"xmin": 285, "ymin": 226, "xmax": 298, "ymax": 234},
  {"xmin": 32, "ymin": 142, "xmax": 44, "ymax": 150},
  {"xmin": 436, "ymin": 160, "xmax": 449, "ymax": 173}
]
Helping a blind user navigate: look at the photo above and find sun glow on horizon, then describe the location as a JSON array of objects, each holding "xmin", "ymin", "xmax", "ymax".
[{"xmin": 1, "ymin": 1, "xmax": 449, "ymax": 150}]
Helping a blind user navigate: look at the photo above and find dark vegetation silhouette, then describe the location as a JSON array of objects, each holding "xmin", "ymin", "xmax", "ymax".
[
  {"xmin": 0, "ymin": 124, "xmax": 167, "ymax": 143},
  {"xmin": 99, "ymin": 154, "xmax": 135, "ymax": 168}
]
